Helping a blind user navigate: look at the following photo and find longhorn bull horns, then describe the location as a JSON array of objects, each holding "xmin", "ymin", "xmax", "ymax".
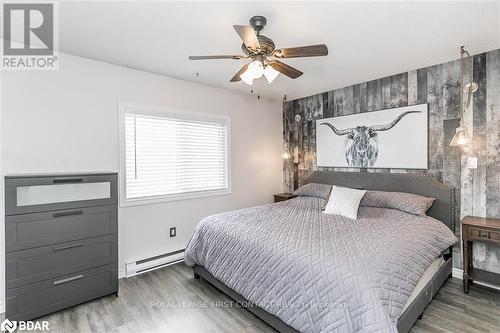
[
  {"xmin": 369, "ymin": 111, "xmax": 421, "ymax": 132},
  {"xmin": 320, "ymin": 122, "xmax": 353, "ymax": 136}
]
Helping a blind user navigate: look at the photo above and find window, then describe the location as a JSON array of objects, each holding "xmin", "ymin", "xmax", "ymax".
[{"xmin": 119, "ymin": 102, "xmax": 230, "ymax": 205}]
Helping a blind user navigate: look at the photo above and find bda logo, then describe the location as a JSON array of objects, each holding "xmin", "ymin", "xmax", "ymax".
[
  {"xmin": 0, "ymin": 319, "xmax": 49, "ymax": 331},
  {"xmin": 0, "ymin": 319, "xmax": 17, "ymax": 333}
]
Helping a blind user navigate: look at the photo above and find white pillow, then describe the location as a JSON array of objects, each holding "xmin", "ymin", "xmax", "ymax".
[{"xmin": 323, "ymin": 185, "xmax": 366, "ymax": 220}]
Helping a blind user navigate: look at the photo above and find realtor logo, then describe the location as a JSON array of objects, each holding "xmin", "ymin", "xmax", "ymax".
[
  {"xmin": 3, "ymin": 3, "xmax": 54, "ymax": 55},
  {"xmin": 2, "ymin": 2, "xmax": 58, "ymax": 70},
  {"xmin": 0, "ymin": 319, "xmax": 17, "ymax": 333}
]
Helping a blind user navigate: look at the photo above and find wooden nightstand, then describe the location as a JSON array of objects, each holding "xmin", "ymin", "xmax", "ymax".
[
  {"xmin": 273, "ymin": 193, "xmax": 296, "ymax": 203},
  {"xmin": 462, "ymin": 216, "xmax": 500, "ymax": 293}
]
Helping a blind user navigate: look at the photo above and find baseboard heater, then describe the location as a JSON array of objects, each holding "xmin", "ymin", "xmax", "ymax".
[{"xmin": 125, "ymin": 249, "xmax": 185, "ymax": 277}]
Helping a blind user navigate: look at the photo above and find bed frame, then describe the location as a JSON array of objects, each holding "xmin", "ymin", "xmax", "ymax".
[{"xmin": 193, "ymin": 171, "xmax": 456, "ymax": 333}]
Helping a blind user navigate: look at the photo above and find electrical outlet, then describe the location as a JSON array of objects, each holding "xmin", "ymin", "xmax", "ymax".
[{"xmin": 169, "ymin": 227, "xmax": 176, "ymax": 237}]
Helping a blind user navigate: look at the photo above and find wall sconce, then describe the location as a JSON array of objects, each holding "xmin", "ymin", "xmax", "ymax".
[
  {"xmin": 293, "ymin": 147, "xmax": 299, "ymax": 164},
  {"xmin": 450, "ymin": 119, "xmax": 472, "ymax": 146},
  {"xmin": 450, "ymin": 46, "xmax": 477, "ymax": 147},
  {"xmin": 282, "ymin": 94, "xmax": 289, "ymax": 159},
  {"xmin": 293, "ymin": 114, "xmax": 301, "ymax": 164}
]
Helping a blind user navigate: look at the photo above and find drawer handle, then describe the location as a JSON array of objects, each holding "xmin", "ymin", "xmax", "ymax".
[
  {"xmin": 53, "ymin": 274, "xmax": 84, "ymax": 286},
  {"xmin": 53, "ymin": 178, "xmax": 83, "ymax": 184},
  {"xmin": 52, "ymin": 210, "xmax": 83, "ymax": 218},
  {"xmin": 481, "ymin": 232, "xmax": 488, "ymax": 238},
  {"xmin": 53, "ymin": 243, "xmax": 83, "ymax": 252}
]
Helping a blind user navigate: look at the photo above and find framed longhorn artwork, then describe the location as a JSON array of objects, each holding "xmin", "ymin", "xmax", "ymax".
[{"xmin": 316, "ymin": 103, "xmax": 428, "ymax": 169}]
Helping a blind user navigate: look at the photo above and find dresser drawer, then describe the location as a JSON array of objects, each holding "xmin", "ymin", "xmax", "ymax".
[
  {"xmin": 5, "ymin": 174, "xmax": 117, "ymax": 215},
  {"xmin": 6, "ymin": 264, "xmax": 118, "ymax": 321},
  {"xmin": 6, "ymin": 205, "xmax": 117, "ymax": 252},
  {"xmin": 6, "ymin": 234, "xmax": 117, "ymax": 289},
  {"xmin": 468, "ymin": 227, "xmax": 500, "ymax": 243}
]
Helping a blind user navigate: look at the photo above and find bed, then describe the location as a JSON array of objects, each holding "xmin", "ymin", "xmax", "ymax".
[{"xmin": 184, "ymin": 171, "xmax": 458, "ymax": 333}]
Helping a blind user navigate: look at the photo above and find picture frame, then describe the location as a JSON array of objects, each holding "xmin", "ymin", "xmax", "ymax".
[{"xmin": 316, "ymin": 103, "xmax": 429, "ymax": 169}]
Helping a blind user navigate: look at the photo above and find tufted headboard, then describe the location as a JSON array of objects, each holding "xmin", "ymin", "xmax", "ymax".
[{"xmin": 302, "ymin": 171, "xmax": 456, "ymax": 232}]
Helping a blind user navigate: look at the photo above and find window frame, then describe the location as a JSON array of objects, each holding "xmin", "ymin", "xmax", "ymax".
[{"xmin": 118, "ymin": 101, "xmax": 231, "ymax": 207}]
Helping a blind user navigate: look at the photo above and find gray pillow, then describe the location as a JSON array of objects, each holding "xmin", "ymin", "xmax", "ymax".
[
  {"xmin": 293, "ymin": 183, "xmax": 332, "ymax": 201},
  {"xmin": 360, "ymin": 190, "xmax": 435, "ymax": 215}
]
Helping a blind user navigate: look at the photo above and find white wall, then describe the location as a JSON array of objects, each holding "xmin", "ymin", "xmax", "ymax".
[
  {"xmin": 0, "ymin": 68, "xmax": 4, "ymax": 312},
  {"xmin": 0, "ymin": 53, "xmax": 283, "ymax": 309}
]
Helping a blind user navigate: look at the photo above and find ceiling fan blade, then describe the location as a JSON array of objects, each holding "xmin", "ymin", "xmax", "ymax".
[
  {"xmin": 229, "ymin": 64, "xmax": 249, "ymax": 82},
  {"xmin": 233, "ymin": 25, "xmax": 260, "ymax": 50},
  {"xmin": 273, "ymin": 44, "xmax": 328, "ymax": 58},
  {"xmin": 269, "ymin": 61, "xmax": 303, "ymax": 79},
  {"xmin": 188, "ymin": 55, "xmax": 245, "ymax": 60}
]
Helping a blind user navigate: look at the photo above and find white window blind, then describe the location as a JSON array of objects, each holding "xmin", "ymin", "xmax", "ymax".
[{"xmin": 124, "ymin": 112, "xmax": 228, "ymax": 201}]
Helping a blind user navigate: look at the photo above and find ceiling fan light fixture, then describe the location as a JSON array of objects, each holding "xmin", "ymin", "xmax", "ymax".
[
  {"xmin": 264, "ymin": 65, "xmax": 280, "ymax": 83},
  {"xmin": 188, "ymin": 16, "xmax": 329, "ymax": 85},
  {"xmin": 247, "ymin": 60, "xmax": 264, "ymax": 79},
  {"xmin": 240, "ymin": 70, "xmax": 254, "ymax": 85}
]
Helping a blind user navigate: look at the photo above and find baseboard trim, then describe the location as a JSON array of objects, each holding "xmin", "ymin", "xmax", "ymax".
[
  {"xmin": 119, "ymin": 268, "xmax": 126, "ymax": 279},
  {"xmin": 451, "ymin": 267, "xmax": 463, "ymax": 279},
  {"xmin": 452, "ymin": 267, "xmax": 500, "ymax": 291}
]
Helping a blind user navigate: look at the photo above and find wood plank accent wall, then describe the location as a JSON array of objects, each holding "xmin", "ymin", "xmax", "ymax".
[{"xmin": 283, "ymin": 49, "xmax": 500, "ymax": 272}]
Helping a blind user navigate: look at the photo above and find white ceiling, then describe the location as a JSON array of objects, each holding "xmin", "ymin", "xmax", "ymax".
[{"xmin": 55, "ymin": 1, "xmax": 500, "ymax": 100}]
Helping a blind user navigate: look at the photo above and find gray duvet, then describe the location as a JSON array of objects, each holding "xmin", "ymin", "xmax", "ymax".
[{"xmin": 184, "ymin": 196, "xmax": 457, "ymax": 333}]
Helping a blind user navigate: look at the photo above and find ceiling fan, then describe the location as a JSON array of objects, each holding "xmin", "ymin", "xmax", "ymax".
[{"xmin": 188, "ymin": 16, "xmax": 328, "ymax": 85}]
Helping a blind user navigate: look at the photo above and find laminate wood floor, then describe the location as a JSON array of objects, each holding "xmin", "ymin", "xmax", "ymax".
[{"xmin": 14, "ymin": 264, "xmax": 500, "ymax": 333}]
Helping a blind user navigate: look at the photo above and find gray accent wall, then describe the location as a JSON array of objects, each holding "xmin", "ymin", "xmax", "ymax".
[{"xmin": 283, "ymin": 48, "xmax": 500, "ymax": 272}]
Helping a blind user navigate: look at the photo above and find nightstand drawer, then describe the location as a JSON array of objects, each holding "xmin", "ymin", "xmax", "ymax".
[{"xmin": 468, "ymin": 227, "xmax": 500, "ymax": 243}]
